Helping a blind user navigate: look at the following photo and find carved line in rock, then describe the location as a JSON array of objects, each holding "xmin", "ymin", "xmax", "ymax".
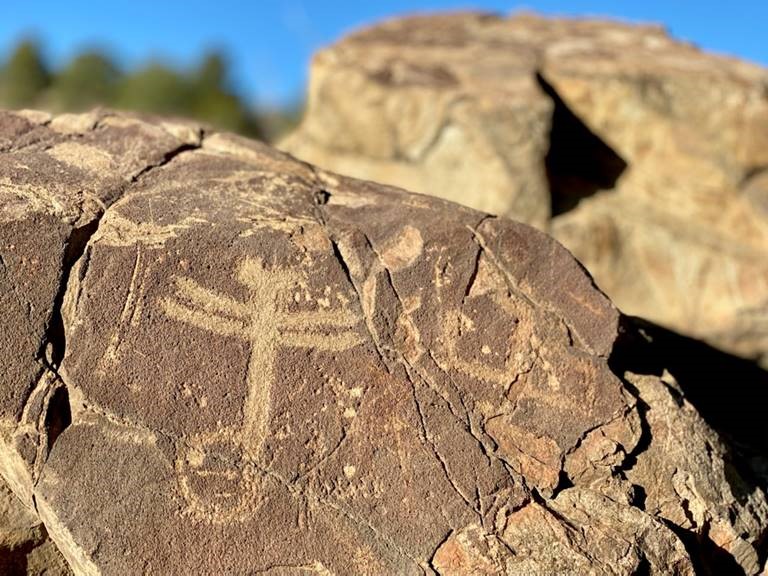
[
  {"xmin": 161, "ymin": 256, "xmax": 364, "ymax": 524},
  {"xmin": 437, "ymin": 306, "xmax": 536, "ymax": 389}
]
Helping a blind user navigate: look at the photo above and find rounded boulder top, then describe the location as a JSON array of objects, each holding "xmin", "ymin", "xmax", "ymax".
[{"xmin": 0, "ymin": 109, "xmax": 766, "ymax": 574}]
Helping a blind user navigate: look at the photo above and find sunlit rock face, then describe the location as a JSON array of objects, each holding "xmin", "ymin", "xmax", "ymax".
[
  {"xmin": 283, "ymin": 12, "xmax": 768, "ymax": 366},
  {"xmin": 0, "ymin": 109, "xmax": 766, "ymax": 574},
  {"xmin": 0, "ymin": 479, "xmax": 72, "ymax": 575},
  {"xmin": 281, "ymin": 12, "xmax": 556, "ymax": 229}
]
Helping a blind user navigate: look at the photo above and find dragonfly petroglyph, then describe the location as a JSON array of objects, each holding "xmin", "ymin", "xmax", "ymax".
[{"xmin": 161, "ymin": 256, "xmax": 363, "ymax": 523}]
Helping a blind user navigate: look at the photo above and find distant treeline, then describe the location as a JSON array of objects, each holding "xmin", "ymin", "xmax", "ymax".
[{"xmin": 0, "ymin": 39, "xmax": 301, "ymax": 141}]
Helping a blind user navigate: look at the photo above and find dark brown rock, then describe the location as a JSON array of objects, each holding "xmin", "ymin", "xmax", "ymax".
[
  {"xmin": 0, "ymin": 109, "xmax": 200, "ymax": 509},
  {"xmin": 0, "ymin": 111, "xmax": 765, "ymax": 574}
]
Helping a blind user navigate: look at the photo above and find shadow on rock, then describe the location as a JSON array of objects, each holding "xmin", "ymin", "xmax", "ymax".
[
  {"xmin": 610, "ymin": 316, "xmax": 768, "ymax": 575},
  {"xmin": 612, "ymin": 316, "xmax": 768, "ymax": 465}
]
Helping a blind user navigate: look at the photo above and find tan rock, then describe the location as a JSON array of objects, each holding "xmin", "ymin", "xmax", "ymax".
[
  {"xmin": 494, "ymin": 488, "xmax": 693, "ymax": 575},
  {"xmin": 281, "ymin": 13, "xmax": 554, "ymax": 228},
  {"xmin": 541, "ymin": 18, "xmax": 768, "ymax": 364},
  {"xmin": 0, "ymin": 110, "xmax": 765, "ymax": 574},
  {"xmin": 433, "ymin": 492, "xmax": 695, "ymax": 576},
  {"xmin": 284, "ymin": 12, "xmax": 768, "ymax": 364},
  {"xmin": 1, "ymin": 478, "xmax": 71, "ymax": 575}
]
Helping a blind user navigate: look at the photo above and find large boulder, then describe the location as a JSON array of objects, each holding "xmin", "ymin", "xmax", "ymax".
[
  {"xmin": 280, "ymin": 13, "xmax": 554, "ymax": 228},
  {"xmin": 1, "ymin": 109, "xmax": 767, "ymax": 574},
  {"xmin": 282, "ymin": 12, "xmax": 768, "ymax": 366}
]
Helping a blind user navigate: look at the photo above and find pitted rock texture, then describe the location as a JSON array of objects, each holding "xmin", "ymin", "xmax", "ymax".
[
  {"xmin": 282, "ymin": 12, "xmax": 768, "ymax": 365},
  {"xmin": 0, "ymin": 109, "xmax": 766, "ymax": 575}
]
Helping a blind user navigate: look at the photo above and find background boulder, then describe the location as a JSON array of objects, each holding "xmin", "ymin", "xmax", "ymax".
[{"xmin": 282, "ymin": 12, "xmax": 768, "ymax": 366}]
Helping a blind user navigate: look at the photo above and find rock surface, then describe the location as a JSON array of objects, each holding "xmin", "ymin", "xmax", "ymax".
[
  {"xmin": 280, "ymin": 12, "xmax": 555, "ymax": 228},
  {"xmin": 1, "ymin": 478, "xmax": 72, "ymax": 575},
  {"xmin": 0, "ymin": 109, "xmax": 767, "ymax": 574},
  {"xmin": 282, "ymin": 12, "xmax": 768, "ymax": 365}
]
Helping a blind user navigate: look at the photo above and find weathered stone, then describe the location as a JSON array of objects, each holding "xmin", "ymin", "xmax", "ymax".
[
  {"xmin": 281, "ymin": 13, "xmax": 553, "ymax": 228},
  {"xmin": 0, "ymin": 108, "xmax": 200, "ymax": 509},
  {"xmin": 624, "ymin": 372, "xmax": 768, "ymax": 575},
  {"xmin": 432, "ymin": 488, "xmax": 694, "ymax": 575},
  {"xmin": 283, "ymin": 12, "xmax": 768, "ymax": 365},
  {"xmin": 544, "ymin": 23, "xmax": 768, "ymax": 364},
  {"xmin": 1, "ymin": 110, "xmax": 766, "ymax": 574},
  {"xmin": 1, "ymin": 478, "xmax": 72, "ymax": 575}
]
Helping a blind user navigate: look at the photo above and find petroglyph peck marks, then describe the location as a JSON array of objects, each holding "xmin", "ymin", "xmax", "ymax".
[{"xmin": 161, "ymin": 257, "xmax": 363, "ymax": 523}]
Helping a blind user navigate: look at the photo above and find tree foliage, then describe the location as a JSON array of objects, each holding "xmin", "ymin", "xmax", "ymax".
[
  {"xmin": 0, "ymin": 41, "xmax": 281, "ymax": 139},
  {"xmin": 47, "ymin": 51, "xmax": 119, "ymax": 111},
  {"xmin": 0, "ymin": 39, "xmax": 51, "ymax": 108}
]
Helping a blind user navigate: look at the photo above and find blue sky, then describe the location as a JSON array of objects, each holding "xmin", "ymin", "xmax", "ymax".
[{"xmin": 1, "ymin": 1, "xmax": 766, "ymax": 107}]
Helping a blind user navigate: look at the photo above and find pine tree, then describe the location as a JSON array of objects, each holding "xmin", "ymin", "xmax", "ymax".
[
  {"xmin": 0, "ymin": 39, "xmax": 50, "ymax": 108},
  {"xmin": 48, "ymin": 51, "xmax": 119, "ymax": 111}
]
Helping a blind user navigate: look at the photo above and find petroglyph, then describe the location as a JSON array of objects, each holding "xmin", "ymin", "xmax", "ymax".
[
  {"xmin": 0, "ymin": 179, "xmax": 68, "ymax": 220},
  {"xmin": 380, "ymin": 225, "xmax": 424, "ymax": 271},
  {"xmin": 237, "ymin": 213, "xmax": 316, "ymax": 237},
  {"xmin": 47, "ymin": 142, "xmax": 114, "ymax": 173},
  {"xmin": 94, "ymin": 210, "xmax": 206, "ymax": 248},
  {"xmin": 206, "ymin": 168, "xmax": 309, "ymax": 205},
  {"xmin": 161, "ymin": 256, "xmax": 363, "ymax": 523},
  {"xmin": 97, "ymin": 208, "xmax": 203, "ymax": 374},
  {"xmin": 436, "ymin": 255, "xmax": 538, "ymax": 388},
  {"xmin": 438, "ymin": 306, "xmax": 536, "ymax": 387},
  {"xmin": 100, "ymin": 246, "xmax": 150, "ymax": 375}
]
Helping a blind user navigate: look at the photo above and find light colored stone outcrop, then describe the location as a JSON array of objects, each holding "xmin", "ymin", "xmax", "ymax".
[{"xmin": 283, "ymin": 12, "xmax": 768, "ymax": 365}]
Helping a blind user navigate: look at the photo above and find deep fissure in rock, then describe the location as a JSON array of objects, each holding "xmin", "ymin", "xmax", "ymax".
[
  {"xmin": 18, "ymin": 138, "xmax": 206, "ymax": 575},
  {"xmin": 38, "ymin": 138, "xmax": 202, "ymax": 373},
  {"xmin": 0, "ymin": 539, "xmax": 37, "ymax": 576},
  {"xmin": 129, "ymin": 141, "xmax": 201, "ymax": 183},
  {"xmin": 757, "ymin": 525, "xmax": 768, "ymax": 573},
  {"xmin": 43, "ymin": 385, "xmax": 72, "ymax": 459},
  {"xmin": 38, "ymin": 218, "xmax": 100, "ymax": 369},
  {"xmin": 536, "ymin": 72, "xmax": 628, "ymax": 216},
  {"xmin": 665, "ymin": 521, "xmax": 746, "ymax": 576}
]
